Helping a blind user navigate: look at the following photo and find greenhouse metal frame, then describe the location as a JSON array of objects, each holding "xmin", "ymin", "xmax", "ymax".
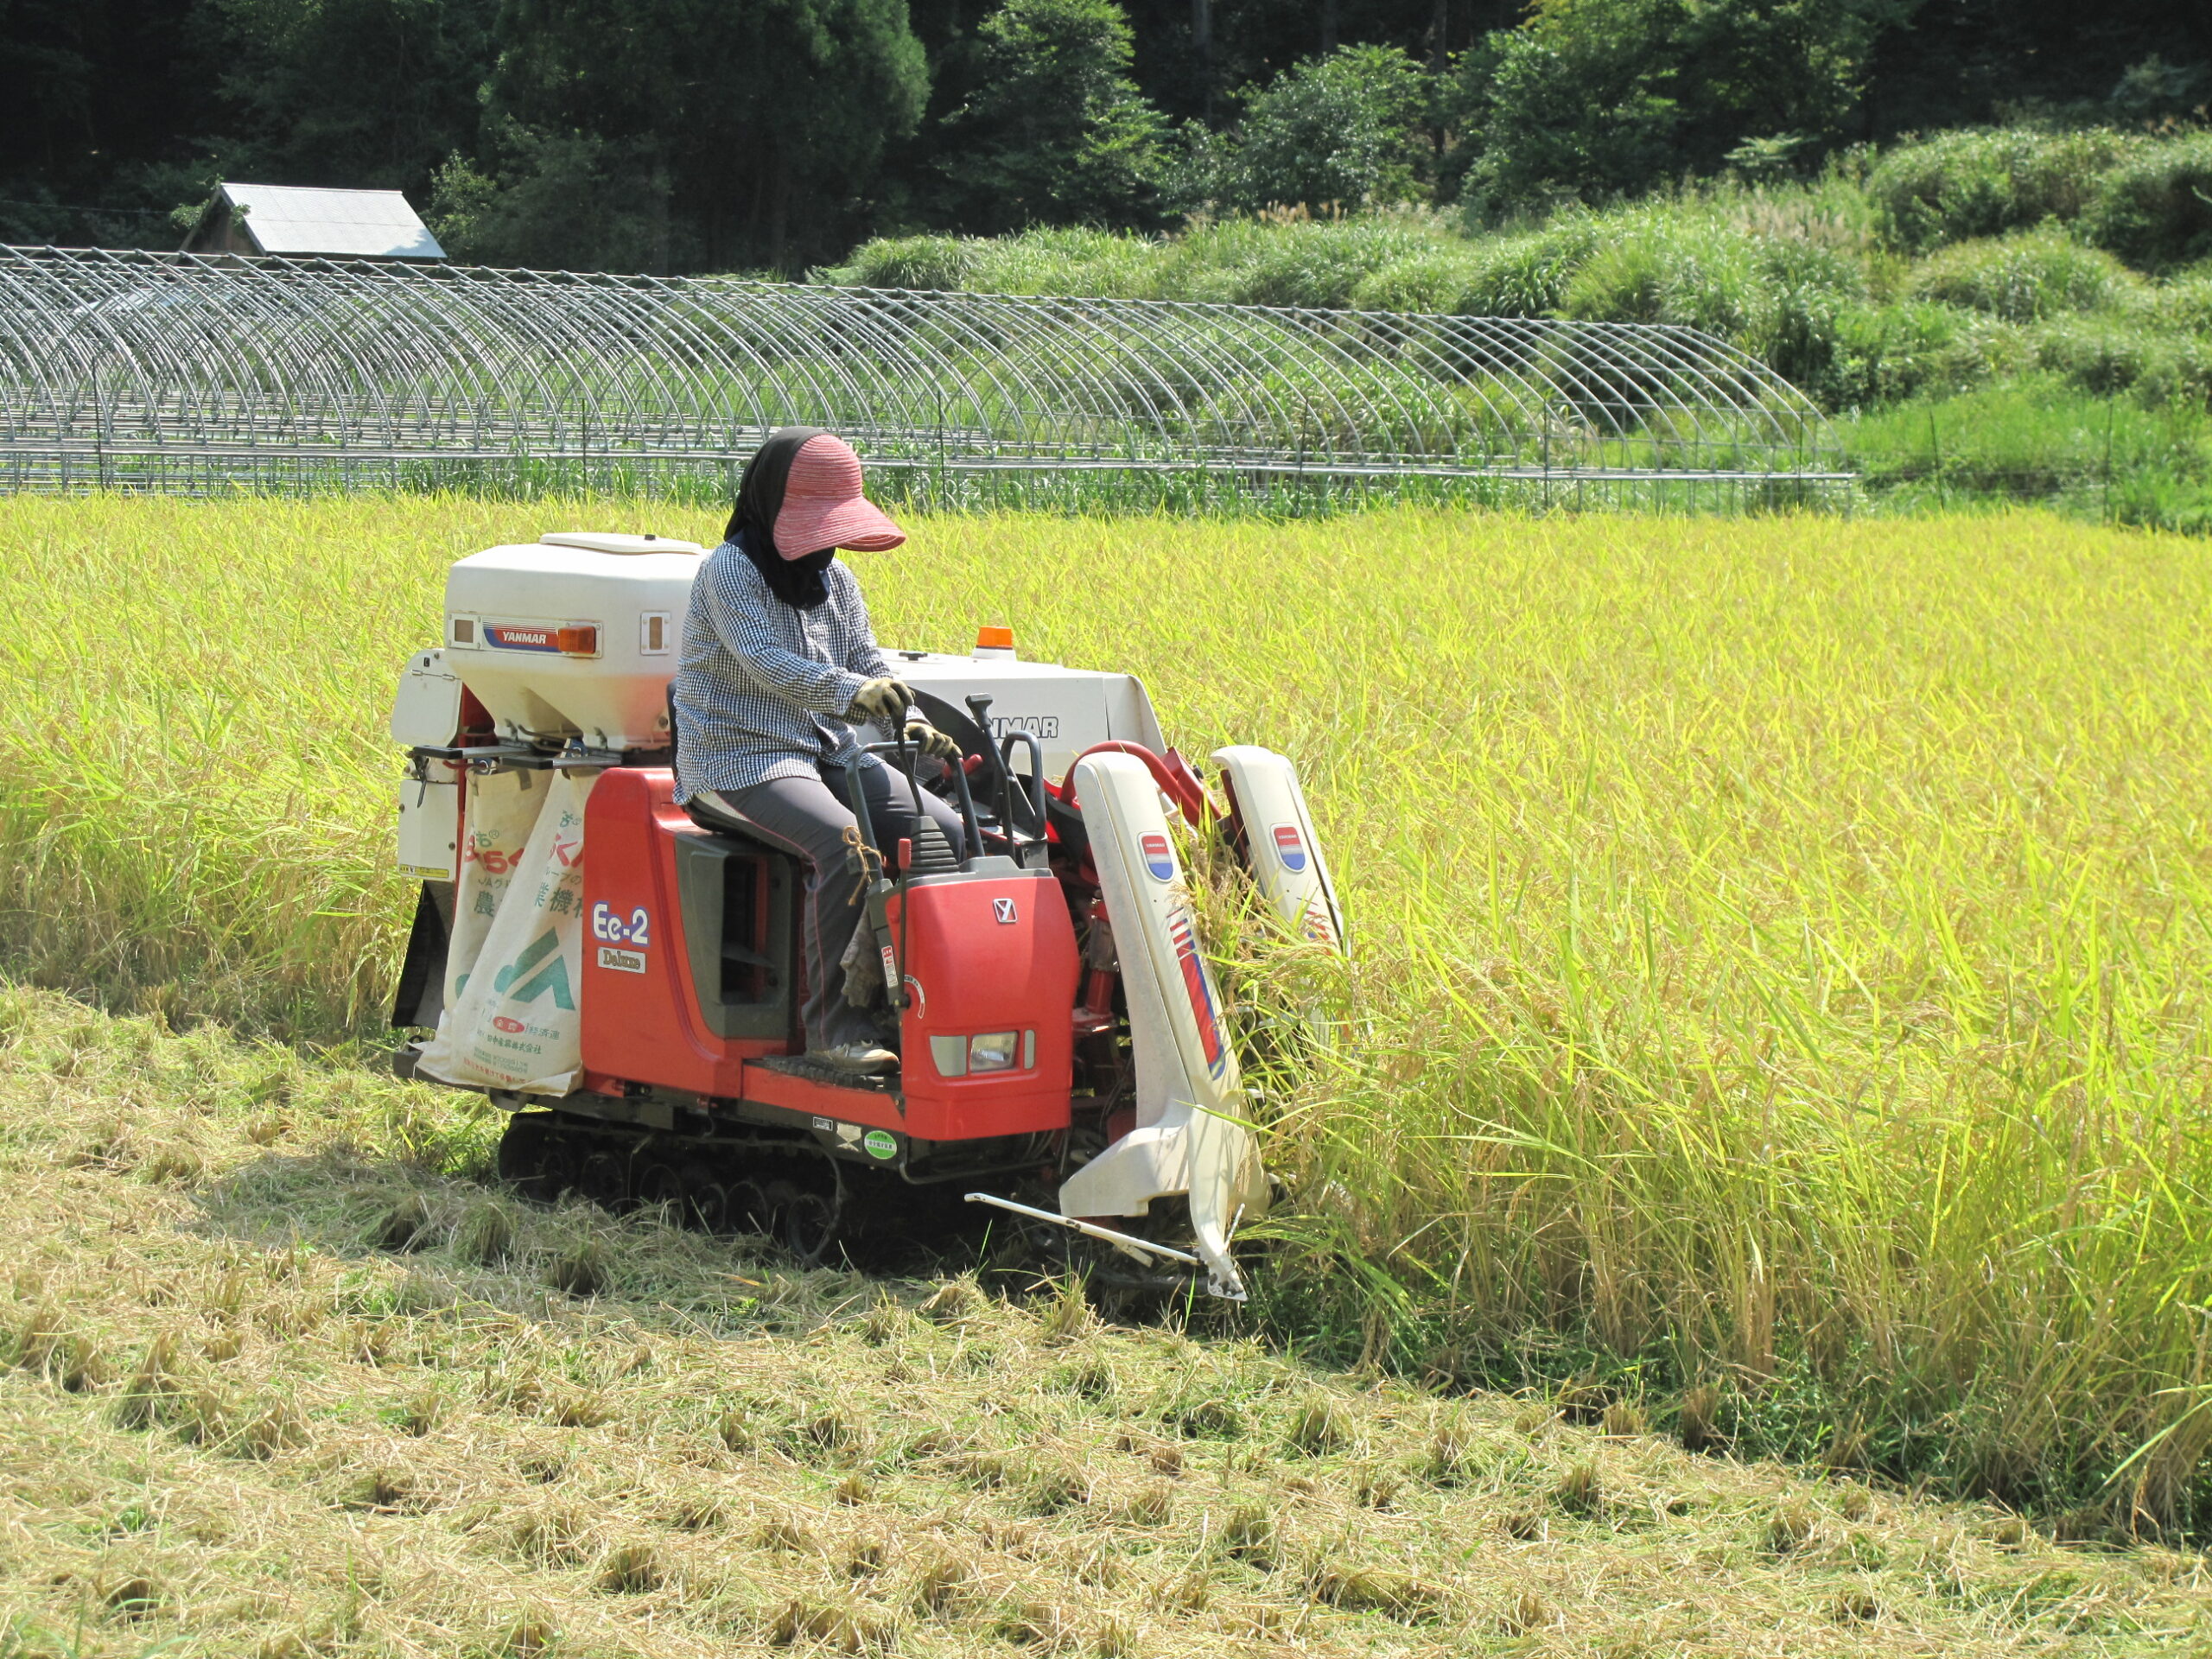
[{"xmin": 0, "ymin": 245, "xmax": 1848, "ymax": 505}]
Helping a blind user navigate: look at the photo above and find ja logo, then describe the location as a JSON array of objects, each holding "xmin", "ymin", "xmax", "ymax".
[{"xmin": 493, "ymin": 928, "xmax": 575, "ymax": 1011}]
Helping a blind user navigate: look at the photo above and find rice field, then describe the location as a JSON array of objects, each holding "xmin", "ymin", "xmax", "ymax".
[
  {"xmin": 8, "ymin": 986, "xmax": 2202, "ymax": 1656},
  {"xmin": 4, "ymin": 495, "xmax": 2212, "ymax": 1542}
]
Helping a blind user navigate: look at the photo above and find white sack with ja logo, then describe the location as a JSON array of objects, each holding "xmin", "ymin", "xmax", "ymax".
[
  {"xmin": 416, "ymin": 770, "xmax": 597, "ymax": 1095},
  {"xmin": 438, "ymin": 766, "xmax": 548, "ymax": 1015}
]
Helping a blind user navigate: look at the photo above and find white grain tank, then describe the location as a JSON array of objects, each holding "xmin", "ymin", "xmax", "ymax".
[{"xmin": 442, "ymin": 532, "xmax": 705, "ymax": 748}]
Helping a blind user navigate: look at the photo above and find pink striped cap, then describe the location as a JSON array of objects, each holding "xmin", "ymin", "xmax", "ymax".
[{"xmin": 773, "ymin": 434, "xmax": 906, "ymax": 557}]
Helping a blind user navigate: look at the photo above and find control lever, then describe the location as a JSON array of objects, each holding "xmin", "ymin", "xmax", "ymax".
[{"xmin": 963, "ymin": 693, "xmax": 1027, "ymax": 849}]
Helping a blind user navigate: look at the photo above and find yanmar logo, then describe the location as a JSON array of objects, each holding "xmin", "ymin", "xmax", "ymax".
[{"xmin": 486, "ymin": 624, "xmax": 560, "ymax": 652}]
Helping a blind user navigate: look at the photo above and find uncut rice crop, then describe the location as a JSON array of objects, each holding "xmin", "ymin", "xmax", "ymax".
[{"xmin": 4, "ymin": 495, "xmax": 2210, "ymax": 1529}]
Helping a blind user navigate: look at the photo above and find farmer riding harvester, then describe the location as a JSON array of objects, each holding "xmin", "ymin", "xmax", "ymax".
[{"xmin": 388, "ymin": 431, "xmax": 1343, "ymax": 1299}]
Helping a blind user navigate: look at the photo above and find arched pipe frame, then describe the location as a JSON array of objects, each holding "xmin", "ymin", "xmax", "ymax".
[{"xmin": 0, "ymin": 246, "xmax": 1851, "ymax": 505}]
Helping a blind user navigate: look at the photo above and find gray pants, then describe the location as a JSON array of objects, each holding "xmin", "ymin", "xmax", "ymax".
[{"xmin": 716, "ymin": 760, "xmax": 967, "ymax": 1052}]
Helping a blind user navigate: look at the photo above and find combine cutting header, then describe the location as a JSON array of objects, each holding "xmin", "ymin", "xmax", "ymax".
[{"xmin": 389, "ymin": 532, "xmax": 1344, "ymax": 1299}]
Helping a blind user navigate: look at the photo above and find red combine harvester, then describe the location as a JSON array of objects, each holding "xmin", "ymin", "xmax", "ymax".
[{"xmin": 389, "ymin": 533, "xmax": 1343, "ymax": 1299}]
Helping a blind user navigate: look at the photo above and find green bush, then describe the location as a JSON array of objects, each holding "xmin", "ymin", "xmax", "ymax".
[
  {"xmin": 1167, "ymin": 215, "xmax": 1445, "ymax": 308},
  {"xmin": 1559, "ymin": 218, "xmax": 1766, "ymax": 336},
  {"xmin": 1451, "ymin": 219, "xmax": 1605, "ymax": 316},
  {"xmin": 2082, "ymin": 133, "xmax": 2212, "ymax": 271},
  {"xmin": 1908, "ymin": 228, "xmax": 2138, "ymax": 322},
  {"xmin": 2152, "ymin": 270, "xmax": 2212, "ymax": 335},
  {"xmin": 1346, "ymin": 251, "xmax": 1478, "ymax": 314},
  {"xmin": 1343, "ymin": 219, "xmax": 1610, "ymax": 316},
  {"xmin": 2030, "ymin": 315, "xmax": 2212, "ymax": 406},
  {"xmin": 1865, "ymin": 127, "xmax": 2138, "ymax": 251},
  {"xmin": 1824, "ymin": 301, "xmax": 2016, "ymax": 407},
  {"xmin": 830, "ymin": 233, "xmax": 983, "ymax": 291},
  {"xmin": 823, "ymin": 226, "xmax": 1172, "ymax": 299},
  {"xmin": 1750, "ymin": 236, "xmax": 1869, "ymax": 392},
  {"xmin": 961, "ymin": 226, "xmax": 1161, "ymax": 297},
  {"xmin": 1555, "ymin": 213, "xmax": 1865, "ymax": 390},
  {"xmin": 823, "ymin": 216, "xmax": 1478, "ymax": 308},
  {"xmin": 1700, "ymin": 171, "xmax": 1881, "ymax": 262},
  {"xmin": 1211, "ymin": 224, "xmax": 1414, "ymax": 308}
]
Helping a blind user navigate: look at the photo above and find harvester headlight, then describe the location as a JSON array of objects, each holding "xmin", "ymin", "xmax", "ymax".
[
  {"xmin": 929, "ymin": 1035, "xmax": 967, "ymax": 1078},
  {"xmin": 968, "ymin": 1032, "xmax": 1019, "ymax": 1072}
]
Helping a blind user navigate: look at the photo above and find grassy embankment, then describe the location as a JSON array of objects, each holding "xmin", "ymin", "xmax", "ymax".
[
  {"xmin": 5, "ymin": 496, "xmax": 2212, "ymax": 1544},
  {"xmin": 826, "ymin": 126, "xmax": 2212, "ymax": 530},
  {"xmin": 10, "ymin": 986, "xmax": 2204, "ymax": 1656}
]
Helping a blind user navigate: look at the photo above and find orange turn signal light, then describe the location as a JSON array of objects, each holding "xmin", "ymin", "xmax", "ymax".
[
  {"xmin": 556, "ymin": 625, "xmax": 600, "ymax": 656},
  {"xmin": 976, "ymin": 625, "xmax": 1014, "ymax": 650}
]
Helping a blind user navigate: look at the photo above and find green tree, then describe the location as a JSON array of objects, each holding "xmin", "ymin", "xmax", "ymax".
[
  {"xmin": 0, "ymin": 0, "xmax": 99, "ymax": 182},
  {"xmin": 0, "ymin": 0, "xmax": 221, "ymax": 247},
  {"xmin": 1460, "ymin": 0, "xmax": 1897, "ymax": 213},
  {"xmin": 428, "ymin": 129, "xmax": 663, "ymax": 271},
  {"xmin": 473, "ymin": 0, "xmax": 929, "ymax": 272},
  {"xmin": 940, "ymin": 0, "xmax": 1168, "ymax": 232},
  {"xmin": 1178, "ymin": 44, "xmax": 1433, "ymax": 214},
  {"xmin": 201, "ymin": 0, "xmax": 498, "ymax": 193}
]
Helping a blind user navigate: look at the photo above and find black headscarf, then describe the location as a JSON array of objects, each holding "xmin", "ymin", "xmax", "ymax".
[{"xmin": 724, "ymin": 426, "xmax": 834, "ymax": 609}]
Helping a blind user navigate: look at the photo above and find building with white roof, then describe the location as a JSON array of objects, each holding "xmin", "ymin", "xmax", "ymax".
[{"xmin": 181, "ymin": 182, "xmax": 444, "ymax": 261}]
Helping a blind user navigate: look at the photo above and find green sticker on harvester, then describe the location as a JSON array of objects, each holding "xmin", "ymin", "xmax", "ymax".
[{"xmin": 862, "ymin": 1129, "xmax": 898, "ymax": 1160}]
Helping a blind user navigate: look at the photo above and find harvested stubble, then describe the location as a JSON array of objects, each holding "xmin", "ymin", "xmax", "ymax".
[
  {"xmin": 1, "ymin": 988, "xmax": 2207, "ymax": 1656},
  {"xmin": 6, "ymin": 497, "xmax": 2212, "ymax": 1528}
]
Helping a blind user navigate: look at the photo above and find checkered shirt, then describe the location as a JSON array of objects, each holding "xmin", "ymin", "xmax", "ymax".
[{"xmin": 671, "ymin": 537, "xmax": 894, "ymax": 802}]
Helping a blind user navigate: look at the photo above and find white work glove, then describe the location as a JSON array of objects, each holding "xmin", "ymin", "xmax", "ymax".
[
  {"xmin": 905, "ymin": 721, "xmax": 962, "ymax": 762},
  {"xmin": 848, "ymin": 677, "xmax": 912, "ymax": 724}
]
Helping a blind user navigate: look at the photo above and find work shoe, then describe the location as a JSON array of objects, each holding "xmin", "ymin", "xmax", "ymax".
[{"xmin": 814, "ymin": 1042, "xmax": 898, "ymax": 1075}]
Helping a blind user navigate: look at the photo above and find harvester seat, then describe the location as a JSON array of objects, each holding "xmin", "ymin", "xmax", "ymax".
[
  {"xmin": 684, "ymin": 789, "xmax": 765, "ymax": 842},
  {"xmin": 666, "ymin": 683, "xmax": 769, "ymax": 844}
]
